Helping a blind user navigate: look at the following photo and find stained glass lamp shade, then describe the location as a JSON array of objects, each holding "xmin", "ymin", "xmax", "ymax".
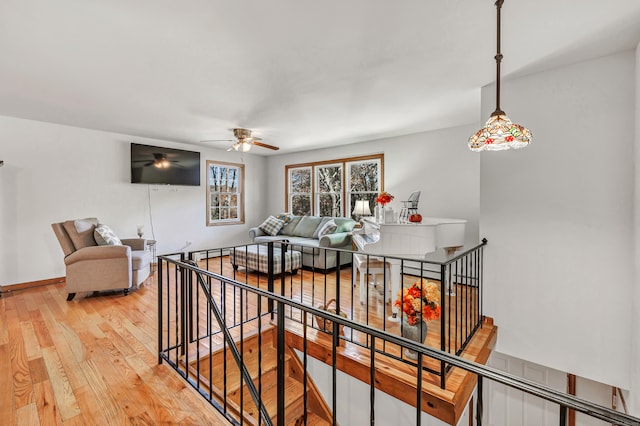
[
  {"xmin": 469, "ymin": 0, "xmax": 532, "ymax": 152},
  {"xmin": 469, "ymin": 113, "xmax": 532, "ymax": 151}
]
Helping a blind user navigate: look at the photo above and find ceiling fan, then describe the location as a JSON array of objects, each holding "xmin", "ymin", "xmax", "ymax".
[{"xmin": 201, "ymin": 128, "xmax": 279, "ymax": 152}]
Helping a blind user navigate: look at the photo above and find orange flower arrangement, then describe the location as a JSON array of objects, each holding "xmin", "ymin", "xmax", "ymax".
[
  {"xmin": 376, "ymin": 191, "xmax": 394, "ymax": 206},
  {"xmin": 395, "ymin": 279, "xmax": 441, "ymax": 325}
]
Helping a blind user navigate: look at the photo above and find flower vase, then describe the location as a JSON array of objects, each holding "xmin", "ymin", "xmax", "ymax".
[
  {"xmin": 401, "ymin": 317, "xmax": 428, "ymax": 360},
  {"xmin": 377, "ymin": 204, "xmax": 385, "ymax": 223}
]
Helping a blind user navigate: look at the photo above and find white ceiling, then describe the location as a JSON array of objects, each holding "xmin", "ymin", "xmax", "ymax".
[{"xmin": 1, "ymin": 0, "xmax": 639, "ymax": 155}]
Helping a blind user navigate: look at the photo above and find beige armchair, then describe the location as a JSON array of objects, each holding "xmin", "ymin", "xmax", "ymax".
[{"xmin": 51, "ymin": 218, "xmax": 151, "ymax": 301}]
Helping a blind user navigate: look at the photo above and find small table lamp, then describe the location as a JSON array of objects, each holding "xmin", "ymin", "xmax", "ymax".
[{"xmin": 352, "ymin": 200, "xmax": 372, "ymax": 221}]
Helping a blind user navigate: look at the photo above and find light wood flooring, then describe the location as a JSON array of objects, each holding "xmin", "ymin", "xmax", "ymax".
[{"xmin": 0, "ymin": 275, "xmax": 232, "ymax": 425}]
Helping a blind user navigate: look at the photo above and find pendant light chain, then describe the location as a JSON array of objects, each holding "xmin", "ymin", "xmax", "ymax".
[{"xmin": 493, "ymin": 0, "xmax": 504, "ymax": 116}]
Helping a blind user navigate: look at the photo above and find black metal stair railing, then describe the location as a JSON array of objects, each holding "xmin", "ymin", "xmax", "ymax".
[
  {"xmin": 157, "ymin": 252, "xmax": 640, "ymax": 426},
  {"xmin": 187, "ymin": 239, "xmax": 487, "ymax": 390}
]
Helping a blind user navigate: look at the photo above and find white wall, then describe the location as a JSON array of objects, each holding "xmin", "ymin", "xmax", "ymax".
[
  {"xmin": 301, "ymin": 349, "xmax": 467, "ymax": 426},
  {"xmin": 486, "ymin": 352, "xmax": 616, "ymax": 426},
  {"xmin": 480, "ymin": 51, "xmax": 635, "ymax": 389},
  {"xmin": 631, "ymin": 40, "xmax": 640, "ymax": 416},
  {"xmin": 265, "ymin": 125, "xmax": 481, "ymax": 245},
  {"xmin": 0, "ymin": 116, "xmax": 267, "ymax": 286}
]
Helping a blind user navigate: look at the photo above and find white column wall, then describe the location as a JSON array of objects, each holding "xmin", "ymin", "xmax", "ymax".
[
  {"xmin": 0, "ymin": 116, "xmax": 267, "ymax": 286},
  {"xmin": 479, "ymin": 51, "xmax": 635, "ymax": 389},
  {"xmin": 631, "ymin": 41, "xmax": 640, "ymax": 416},
  {"xmin": 265, "ymin": 125, "xmax": 481, "ymax": 246}
]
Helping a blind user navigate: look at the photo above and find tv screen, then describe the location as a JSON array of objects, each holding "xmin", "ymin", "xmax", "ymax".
[{"xmin": 130, "ymin": 143, "xmax": 201, "ymax": 186}]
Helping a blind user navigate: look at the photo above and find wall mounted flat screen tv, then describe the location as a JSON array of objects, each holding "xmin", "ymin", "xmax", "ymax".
[{"xmin": 131, "ymin": 143, "xmax": 201, "ymax": 186}]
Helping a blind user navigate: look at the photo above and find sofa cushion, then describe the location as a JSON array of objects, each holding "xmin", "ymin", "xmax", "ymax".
[
  {"xmin": 281, "ymin": 216, "xmax": 301, "ymax": 235},
  {"xmin": 63, "ymin": 218, "xmax": 99, "ymax": 250},
  {"xmin": 316, "ymin": 219, "xmax": 337, "ymax": 237},
  {"xmin": 94, "ymin": 224, "xmax": 123, "ymax": 246},
  {"xmin": 292, "ymin": 216, "xmax": 323, "ymax": 238},
  {"xmin": 334, "ymin": 218, "xmax": 357, "ymax": 233},
  {"xmin": 259, "ymin": 215, "xmax": 285, "ymax": 236}
]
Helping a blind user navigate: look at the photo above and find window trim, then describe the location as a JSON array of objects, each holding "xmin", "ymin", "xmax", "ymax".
[
  {"xmin": 206, "ymin": 160, "xmax": 245, "ymax": 226},
  {"xmin": 285, "ymin": 154, "xmax": 384, "ymax": 216}
]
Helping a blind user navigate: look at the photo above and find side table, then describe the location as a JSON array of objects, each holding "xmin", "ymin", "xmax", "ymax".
[{"xmin": 147, "ymin": 240, "xmax": 157, "ymax": 272}]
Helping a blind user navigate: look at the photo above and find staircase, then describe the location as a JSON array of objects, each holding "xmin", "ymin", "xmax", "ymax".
[{"xmin": 187, "ymin": 326, "xmax": 332, "ymax": 426}]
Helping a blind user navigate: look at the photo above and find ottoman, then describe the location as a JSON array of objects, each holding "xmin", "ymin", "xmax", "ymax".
[{"xmin": 230, "ymin": 245, "xmax": 302, "ymax": 275}]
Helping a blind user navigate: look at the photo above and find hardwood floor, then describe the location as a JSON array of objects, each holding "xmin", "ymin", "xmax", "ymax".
[
  {"xmin": 1, "ymin": 256, "xmax": 494, "ymax": 425},
  {"xmin": 0, "ymin": 275, "xmax": 232, "ymax": 425}
]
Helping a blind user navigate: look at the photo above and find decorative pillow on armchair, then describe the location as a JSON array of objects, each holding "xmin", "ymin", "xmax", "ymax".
[
  {"xmin": 94, "ymin": 224, "xmax": 123, "ymax": 246},
  {"xmin": 259, "ymin": 216, "xmax": 285, "ymax": 236}
]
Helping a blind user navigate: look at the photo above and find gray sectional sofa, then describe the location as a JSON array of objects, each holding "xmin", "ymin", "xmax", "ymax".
[{"xmin": 249, "ymin": 215, "xmax": 357, "ymax": 271}]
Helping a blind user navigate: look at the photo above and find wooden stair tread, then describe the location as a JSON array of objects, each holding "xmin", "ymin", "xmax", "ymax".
[
  {"xmin": 287, "ymin": 412, "xmax": 332, "ymax": 426},
  {"xmin": 232, "ymin": 376, "xmax": 305, "ymax": 423}
]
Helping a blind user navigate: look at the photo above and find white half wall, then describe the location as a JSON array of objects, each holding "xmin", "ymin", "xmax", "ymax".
[
  {"xmin": 0, "ymin": 116, "xmax": 267, "ymax": 286},
  {"xmin": 265, "ymin": 125, "xmax": 481, "ymax": 246},
  {"xmin": 480, "ymin": 51, "xmax": 635, "ymax": 389},
  {"xmin": 631, "ymin": 40, "xmax": 640, "ymax": 416}
]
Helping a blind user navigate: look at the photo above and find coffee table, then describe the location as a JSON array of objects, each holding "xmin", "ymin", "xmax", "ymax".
[{"xmin": 230, "ymin": 245, "xmax": 302, "ymax": 275}]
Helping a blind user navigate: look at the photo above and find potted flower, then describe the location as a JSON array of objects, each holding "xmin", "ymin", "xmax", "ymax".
[
  {"xmin": 375, "ymin": 191, "xmax": 394, "ymax": 206},
  {"xmin": 375, "ymin": 191, "xmax": 394, "ymax": 222},
  {"xmin": 394, "ymin": 279, "xmax": 441, "ymax": 359}
]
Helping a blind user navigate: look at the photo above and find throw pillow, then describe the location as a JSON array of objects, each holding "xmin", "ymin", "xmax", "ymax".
[
  {"xmin": 94, "ymin": 224, "xmax": 123, "ymax": 246},
  {"xmin": 63, "ymin": 218, "xmax": 99, "ymax": 249},
  {"xmin": 276, "ymin": 213, "xmax": 294, "ymax": 225},
  {"xmin": 334, "ymin": 218, "xmax": 357, "ymax": 233},
  {"xmin": 312, "ymin": 217, "xmax": 333, "ymax": 238},
  {"xmin": 317, "ymin": 219, "xmax": 337, "ymax": 237},
  {"xmin": 259, "ymin": 216, "xmax": 285, "ymax": 236}
]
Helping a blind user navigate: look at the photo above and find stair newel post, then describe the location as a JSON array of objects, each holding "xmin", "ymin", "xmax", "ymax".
[
  {"xmin": 277, "ymin": 300, "xmax": 286, "ymax": 426},
  {"xmin": 280, "ymin": 242, "xmax": 286, "ymax": 297},
  {"xmin": 180, "ymin": 259, "xmax": 189, "ymax": 357},
  {"xmin": 268, "ymin": 242, "xmax": 275, "ymax": 318}
]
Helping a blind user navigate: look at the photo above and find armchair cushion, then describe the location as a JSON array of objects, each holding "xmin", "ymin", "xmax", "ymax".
[
  {"xmin": 94, "ymin": 224, "xmax": 122, "ymax": 246},
  {"xmin": 62, "ymin": 218, "xmax": 98, "ymax": 250}
]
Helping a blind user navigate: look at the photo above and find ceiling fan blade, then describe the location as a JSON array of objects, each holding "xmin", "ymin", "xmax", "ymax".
[
  {"xmin": 200, "ymin": 139, "xmax": 233, "ymax": 143},
  {"xmin": 252, "ymin": 141, "xmax": 280, "ymax": 151}
]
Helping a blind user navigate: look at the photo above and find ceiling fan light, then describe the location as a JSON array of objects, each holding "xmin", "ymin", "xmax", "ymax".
[
  {"xmin": 468, "ymin": 114, "xmax": 532, "ymax": 152},
  {"xmin": 240, "ymin": 141, "xmax": 251, "ymax": 152}
]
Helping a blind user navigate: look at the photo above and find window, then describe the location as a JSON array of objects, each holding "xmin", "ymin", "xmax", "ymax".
[
  {"xmin": 316, "ymin": 163, "xmax": 343, "ymax": 217},
  {"xmin": 207, "ymin": 161, "xmax": 244, "ymax": 226},
  {"xmin": 347, "ymin": 159, "xmax": 381, "ymax": 216},
  {"xmin": 288, "ymin": 166, "xmax": 312, "ymax": 216},
  {"xmin": 285, "ymin": 154, "xmax": 383, "ymax": 218}
]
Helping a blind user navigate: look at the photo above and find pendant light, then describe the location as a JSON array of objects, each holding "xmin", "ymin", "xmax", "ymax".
[{"xmin": 469, "ymin": 0, "xmax": 532, "ymax": 152}]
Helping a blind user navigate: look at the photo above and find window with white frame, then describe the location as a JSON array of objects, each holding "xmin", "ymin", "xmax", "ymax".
[
  {"xmin": 316, "ymin": 163, "xmax": 343, "ymax": 217},
  {"xmin": 285, "ymin": 154, "xmax": 384, "ymax": 218},
  {"xmin": 207, "ymin": 161, "xmax": 244, "ymax": 226},
  {"xmin": 288, "ymin": 166, "xmax": 312, "ymax": 216},
  {"xmin": 347, "ymin": 158, "xmax": 381, "ymax": 217}
]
